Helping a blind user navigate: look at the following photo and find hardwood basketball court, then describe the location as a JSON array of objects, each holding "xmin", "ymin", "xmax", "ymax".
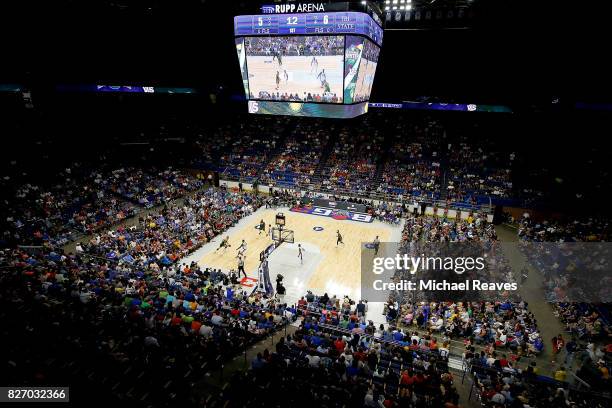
[{"xmin": 184, "ymin": 208, "xmax": 403, "ymax": 303}]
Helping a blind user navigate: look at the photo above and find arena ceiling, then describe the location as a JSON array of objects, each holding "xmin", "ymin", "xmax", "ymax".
[{"xmin": 0, "ymin": 0, "xmax": 610, "ymax": 103}]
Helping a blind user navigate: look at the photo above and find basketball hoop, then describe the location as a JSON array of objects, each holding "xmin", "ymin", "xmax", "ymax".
[{"xmin": 275, "ymin": 212, "xmax": 286, "ymax": 229}]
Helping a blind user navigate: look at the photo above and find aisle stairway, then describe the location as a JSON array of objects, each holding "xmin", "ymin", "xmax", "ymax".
[
  {"xmin": 495, "ymin": 225, "xmax": 566, "ymax": 374},
  {"xmin": 250, "ymin": 119, "xmax": 293, "ymax": 183},
  {"xmin": 437, "ymin": 145, "xmax": 451, "ymax": 201},
  {"xmin": 309, "ymin": 133, "xmax": 337, "ymax": 189}
]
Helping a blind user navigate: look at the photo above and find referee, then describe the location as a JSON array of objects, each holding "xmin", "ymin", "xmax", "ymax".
[
  {"xmin": 298, "ymin": 244, "xmax": 305, "ymax": 264},
  {"xmin": 237, "ymin": 256, "xmax": 246, "ymax": 278},
  {"xmin": 373, "ymin": 236, "xmax": 380, "ymax": 255}
]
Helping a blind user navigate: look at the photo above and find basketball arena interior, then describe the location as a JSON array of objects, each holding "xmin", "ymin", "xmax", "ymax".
[{"xmin": 1, "ymin": 1, "xmax": 610, "ymax": 407}]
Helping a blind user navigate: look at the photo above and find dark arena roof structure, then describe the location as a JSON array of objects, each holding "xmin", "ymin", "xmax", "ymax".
[{"xmin": 0, "ymin": 1, "xmax": 611, "ymax": 408}]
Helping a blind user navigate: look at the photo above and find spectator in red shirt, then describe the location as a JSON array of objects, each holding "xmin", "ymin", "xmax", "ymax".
[
  {"xmin": 191, "ymin": 320, "xmax": 202, "ymax": 332},
  {"xmin": 171, "ymin": 314, "xmax": 182, "ymax": 326},
  {"xmin": 334, "ymin": 338, "xmax": 346, "ymax": 353},
  {"xmin": 499, "ymin": 354, "xmax": 509, "ymax": 368},
  {"xmin": 552, "ymin": 334, "xmax": 565, "ymax": 354}
]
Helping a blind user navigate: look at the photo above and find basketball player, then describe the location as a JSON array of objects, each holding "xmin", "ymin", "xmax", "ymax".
[
  {"xmin": 216, "ymin": 236, "xmax": 230, "ymax": 252},
  {"xmin": 258, "ymin": 219, "xmax": 266, "ymax": 235},
  {"xmin": 358, "ymin": 60, "xmax": 369, "ymax": 97},
  {"xmin": 336, "ymin": 230, "xmax": 344, "ymax": 246},
  {"xmin": 297, "ymin": 244, "xmax": 305, "ymax": 264},
  {"xmin": 323, "ymin": 80, "xmax": 331, "ymax": 94},
  {"xmin": 283, "ymin": 69, "xmax": 289, "ymax": 83},
  {"xmin": 237, "ymin": 255, "xmax": 246, "ymax": 278},
  {"xmin": 373, "ymin": 236, "xmax": 380, "ymax": 255},
  {"xmin": 317, "ymin": 69, "xmax": 327, "ymax": 87},
  {"xmin": 311, "ymin": 56, "xmax": 318, "ymax": 74},
  {"xmin": 276, "ymin": 71, "xmax": 281, "ymax": 90},
  {"xmin": 237, "ymin": 239, "xmax": 247, "ymax": 257},
  {"xmin": 268, "ymin": 224, "xmax": 273, "ymax": 240}
]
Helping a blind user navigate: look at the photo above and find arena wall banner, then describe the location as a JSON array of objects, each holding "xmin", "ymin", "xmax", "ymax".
[
  {"xmin": 291, "ymin": 205, "xmax": 373, "ymax": 223},
  {"xmin": 248, "ymin": 100, "xmax": 368, "ymax": 118},
  {"xmin": 308, "ymin": 197, "xmax": 368, "ymax": 213}
]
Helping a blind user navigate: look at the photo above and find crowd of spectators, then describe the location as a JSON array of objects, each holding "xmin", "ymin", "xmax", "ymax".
[
  {"xmin": 513, "ymin": 214, "xmax": 611, "ymax": 406},
  {"xmin": 553, "ymin": 303, "xmax": 610, "ymax": 341},
  {"xmin": 245, "ymin": 36, "xmax": 344, "ymax": 57},
  {"xmin": 517, "ymin": 216, "xmax": 611, "ymax": 356},
  {"xmin": 399, "ymin": 212, "xmax": 497, "ymax": 244},
  {"xmin": 378, "ymin": 119, "xmax": 444, "ymax": 200},
  {"xmin": 383, "ymin": 213, "xmax": 546, "ymax": 364},
  {"xmin": 0, "ymin": 187, "xmax": 289, "ymax": 406},
  {"xmin": 192, "ymin": 123, "xmax": 234, "ymax": 169},
  {"xmin": 187, "ymin": 114, "xmax": 523, "ymax": 209},
  {"xmin": 471, "ymin": 358, "xmax": 610, "ymax": 408},
  {"xmin": 217, "ymin": 119, "xmax": 286, "ymax": 182},
  {"xmin": 221, "ymin": 292, "xmax": 462, "ymax": 407},
  {"xmin": 390, "ymin": 300, "xmax": 545, "ymax": 359},
  {"xmin": 1, "ymin": 166, "xmax": 208, "ymax": 248},
  {"xmin": 320, "ymin": 117, "xmax": 384, "ymax": 196},
  {"xmin": 518, "ymin": 217, "xmax": 610, "ymax": 242},
  {"xmin": 446, "ymin": 139, "xmax": 514, "ymax": 205},
  {"xmin": 1, "ymin": 166, "xmax": 138, "ymax": 247},
  {"xmin": 254, "ymin": 90, "xmax": 341, "ymax": 103},
  {"xmin": 265, "ymin": 293, "xmax": 609, "ymax": 408},
  {"xmin": 100, "ymin": 167, "xmax": 203, "ymax": 207},
  {"xmin": 371, "ymin": 201, "xmax": 404, "ymax": 225},
  {"xmin": 260, "ymin": 119, "xmax": 331, "ymax": 188},
  {"xmin": 363, "ymin": 40, "xmax": 381, "ymax": 62},
  {"xmin": 77, "ymin": 188, "xmax": 262, "ymax": 267}
]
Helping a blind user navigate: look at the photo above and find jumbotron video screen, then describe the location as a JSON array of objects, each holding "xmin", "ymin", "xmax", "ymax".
[
  {"xmin": 245, "ymin": 35, "xmax": 345, "ymax": 103},
  {"xmin": 344, "ymin": 35, "xmax": 380, "ymax": 104},
  {"xmin": 234, "ymin": 11, "xmax": 383, "ymax": 118}
]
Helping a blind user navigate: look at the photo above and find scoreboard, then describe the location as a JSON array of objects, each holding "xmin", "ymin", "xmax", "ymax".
[
  {"xmin": 234, "ymin": 12, "xmax": 383, "ymax": 46},
  {"xmin": 234, "ymin": 9, "xmax": 383, "ymax": 118}
]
